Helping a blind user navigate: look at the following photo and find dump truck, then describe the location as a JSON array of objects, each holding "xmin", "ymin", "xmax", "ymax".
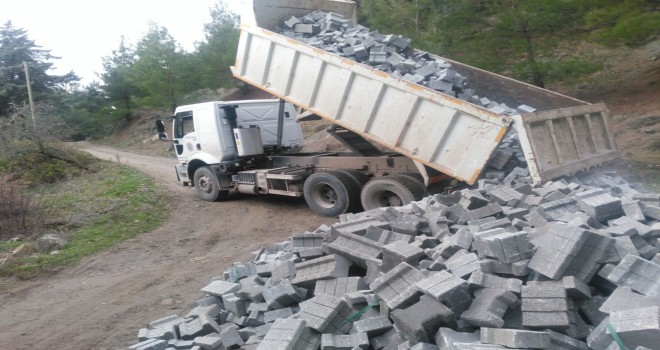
[{"xmin": 157, "ymin": 0, "xmax": 619, "ymax": 217}]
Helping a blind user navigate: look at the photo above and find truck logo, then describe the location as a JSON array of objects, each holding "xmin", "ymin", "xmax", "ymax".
[{"xmin": 186, "ymin": 142, "xmax": 194, "ymax": 152}]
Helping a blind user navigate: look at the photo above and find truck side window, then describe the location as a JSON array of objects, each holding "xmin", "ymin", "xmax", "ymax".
[{"xmin": 174, "ymin": 112, "xmax": 194, "ymax": 138}]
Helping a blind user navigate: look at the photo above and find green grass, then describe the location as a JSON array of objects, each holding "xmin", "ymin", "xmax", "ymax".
[{"xmin": 0, "ymin": 163, "xmax": 169, "ymax": 279}]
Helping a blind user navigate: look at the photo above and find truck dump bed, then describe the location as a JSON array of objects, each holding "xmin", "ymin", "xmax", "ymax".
[{"xmin": 232, "ymin": 0, "xmax": 618, "ymax": 184}]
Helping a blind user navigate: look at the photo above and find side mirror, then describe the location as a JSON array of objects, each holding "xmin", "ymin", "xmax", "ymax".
[{"xmin": 155, "ymin": 119, "xmax": 169, "ymax": 141}]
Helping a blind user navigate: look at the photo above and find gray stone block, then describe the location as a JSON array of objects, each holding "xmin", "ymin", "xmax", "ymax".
[
  {"xmin": 350, "ymin": 315, "xmax": 392, "ymax": 337},
  {"xmin": 299, "ymin": 294, "xmax": 353, "ymax": 334},
  {"xmin": 460, "ymin": 288, "xmax": 518, "ymax": 328},
  {"xmin": 576, "ymin": 188, "xmax": 624, "ymax": 222},
  {"xmin": 480, "ymin": 328, "xmax": 551, "ymax": 349},
  {"xmin": 292, "ymin": 254, "xmax": 352, "ymax": 288},
  {"xmin": 521, "ymin": 284, "xmax": 570, "ymax": 330},
  {"xmin": 263, "ymin": 307, "xmax": 294, "ymax": 324},
  {"xmin": 370, "ymin": 262, "xmax": 424, "ymax": 310},
  {"xmin": 315, "ymin": 277, "xmax": 366, "ymax": 297},
  {"xmin": 391, "ymin": 295, "xmax": 456, "ymax": 344},
  {"xmin": 458, "ymin": 204, "xmax": 503, "ymax": 224},
  {"xmin": 600, "ymin": 286, "xmax": 660, "ymax": 313},
  {"xmin": 262, "ymin": 279, "xmax": 305, "ymax": 309},
  {"xmin": 321, "ymin": 332, "xmax": 369, "ymax": 350},
  {"xmin": 138, "ymin": 327, "xmax": 175, "ymax": 342},
  {"xmin": 370, "ymin": 328, "xmax": 406, "ymax": 350},
  {"xmin": 193, "ymin": 335, "xmax": 222, "ymax": 350},
  {"xmin": 473, "ymin": 228, "xmax": 533, "ymax": 263},
  {"xmin": 479, "ymin": 258, "xmax": 530, "ymax": 276},
  {"xmin": 257, "ymin": 318, "xmax": 307, "ymax": 350},
  {"xmin": 382, "ymin": 241, "xmax": 424, "ymax": 271},
  {"xmin": 433, "ymin": 228, "xmax": 473, "ymax": 259},
  {"xmin": 597, "ymin": 306, "xmax": 660, "ymax": 349},
  {"xmin": 365, "ymin": 227, "xmax": 414, "ymax": 245},
  {"xmin": 536, "ymin": 198, "xmax": 579, "ymax": 222},
  {"xmin": 445, "ymin": 251, "xmax": 480, "ymax": 278},
  {"xmin": 323, "ymin": 231, "xmax": 383, "ymax": 268},
  {"xmin": 468, "ymin": 271, "xmax": 522, "ymax": 294},
  {"xmin": 528, "ymin": 223, "xmax": 614, "ymax": 281},
  {"xmin": 201, "ymin": 280, "xmax": 241, "ymax": 297},
  {"xmin": 178, "ymin": 314, "xmax": 221, "ymax": 340},
  {"xmin": 128, "ymin": 339, "xmax": 168, "ymax": 350},
  {"xmin": 332, "ymin": 218, "xmax": 390, "ymax": 236},
  {"xmin": 607, "ymin": 254, "xmax": 660, "ymax": 297},
  {"xmin": 415, "ymin": 270, "xmax": 471, "ymax": 314},
  {"xmin": 222, "ymin": 293, "xmax": 249, "ymax": 317},
  {"xmin": 434, "ymin": 328, "xmax": 480, "ymax": 350},
  {"xmin": 622, "ymin": 198, "xmax": 647, "ymax": 222}
]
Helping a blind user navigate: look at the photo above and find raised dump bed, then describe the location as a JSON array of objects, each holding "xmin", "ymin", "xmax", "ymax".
[{"xmin": 232, "ymin": 0, "xmax": 618, "ymax": 184}]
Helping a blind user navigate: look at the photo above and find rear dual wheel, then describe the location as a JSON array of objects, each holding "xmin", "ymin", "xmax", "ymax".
[
  {"xmin": 360, "ymin": 174, "xmax": 425, "ymax": 210},
  {"xmin": 303, "ymin": 170, "xmax": 362, "ymax": 217}
]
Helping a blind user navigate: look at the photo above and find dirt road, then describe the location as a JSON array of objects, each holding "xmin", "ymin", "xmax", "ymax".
[{"xmin": 0, "ymin": 143, "xmax": 335, "ymax": 350}]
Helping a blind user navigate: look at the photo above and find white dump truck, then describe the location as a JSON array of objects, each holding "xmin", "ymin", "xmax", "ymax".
[{"xmin": 157, "ymin": 0, "xmax": 619, "ymax": 217}]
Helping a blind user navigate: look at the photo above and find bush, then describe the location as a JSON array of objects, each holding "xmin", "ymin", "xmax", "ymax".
[{"xmin": 0, "ymin": 180, "xmax": 50, "ymax": 240}]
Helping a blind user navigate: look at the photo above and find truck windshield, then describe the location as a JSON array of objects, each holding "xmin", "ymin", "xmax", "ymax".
[{"xmin": 174, "ymin": 112, "xmax": 194, "ymax": 139}]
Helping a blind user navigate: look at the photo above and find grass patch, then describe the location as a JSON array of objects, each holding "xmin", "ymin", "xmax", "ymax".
[{"xmin": 0, "ymin": 163, "xmax": 169, "ymax": 279}]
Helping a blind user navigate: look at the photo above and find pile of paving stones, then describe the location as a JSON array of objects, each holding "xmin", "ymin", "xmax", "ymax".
[
  {"xmin": 129, "ymin": 157, "xmax": 660, "ymax": 349},
  {"xmin": 275, "ymin": 10, "xmax": 536, "ymax": 116}
]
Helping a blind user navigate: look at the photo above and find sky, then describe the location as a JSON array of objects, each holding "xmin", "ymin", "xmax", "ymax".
[{"xmin": 0, "ymin": 0, "xmax": 247, "ymax": 85}]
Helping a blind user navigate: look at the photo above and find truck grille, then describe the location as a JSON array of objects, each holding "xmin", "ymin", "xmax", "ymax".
[{"xmin": 237, "ymin": 172, "xmax": 256, "ymax": 184}]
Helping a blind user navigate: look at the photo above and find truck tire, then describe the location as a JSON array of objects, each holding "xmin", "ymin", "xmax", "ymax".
[
  {"xmin": 303, "ymin": 171, "xmax": 357, "ymax": 217},
  {"xmin": 394, "ymin": 173, "xmax": 427, "ymax": 197},
  {"xmin": 334, "ymin": 169, "xmax": 370, "ymax": 212},
  {"xmin": 193, "ymin": 166, "xmax": 229, "ymax": 201},
  {"xmin": 361, "ymin": 175, "xmax": 425, "ymax": 210}
]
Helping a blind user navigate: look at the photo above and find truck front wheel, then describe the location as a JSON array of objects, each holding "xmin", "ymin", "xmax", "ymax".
[
  {"xmin": 193, "ymin": 166, "xmax": 229, "ymax": 201},
  {"xmin": 303, "ymin": 171, "xmax": 357, "ymax": 217}
]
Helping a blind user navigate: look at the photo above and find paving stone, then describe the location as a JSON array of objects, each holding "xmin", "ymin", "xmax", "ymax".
[
  {"xmin": 350, "ymin": 315, "xmax": 392, "ymax": 337},
  {"xmin": 194, "ymin": 335, "xmax": 222, "ymax": 350},
  {"xmin": 479, "ymin": 258, "xmax": 530, "ymax": 276},
  {"xmin": 433, "ymin": 228, "xmax": 473, "ymax": 259},
  {"xmin": 521, "ymin": 284, "xmax": 570, "ymax": 330},
  {"xmin": 298, "ymin": 294, "xmax": 354, "ymax": 334},
  {"xmin": 445, "ymin": 251, "xmax": 480, "ymax": 278},
  {"xmin": 589, "ymin": 306, "xmax": 660, "ymax": 349},
  {"xmin": 256, "ymin": 318, "xmax": 308, "ymax": 350},
  {"xmin": 607, "ymin": 254, "xmax": 660, "ymax": 297},
  {"xmin": 528, "ymin": 223, "xmax": 614, "ymax": 282},
  {"xmin": 262, "ymin": 279, "xmax": 305, "ymax": 309},
  {"xmin": 480, "ymin": 328, "xmax": 551, "ymax": 349},
  {"xmin": 321, "ymin": 332, "xmax": 369, "ymax": 350},
  {"xmin": 382, "ymin": 241, "xmax": 424, "ymax": 271},
  {"xmin": 600, "ymin": 286, "xmax": 660, "ymax": 313},
  {"xmin": 323, "ymin": 231, "xmax": 383, "ymax": 268},
  {"xmin": 391, "ymin": 295, "xmax": 456, "ymax": 344},
  {"xmin": 370, "ymin": 262, "xmax": 424, "ymax": 310},
  {"xmin": 460, "ymin": 288, "xmax": 518, "ymax": 328},
  {"xmin": 314, "ymin": 277, "xmax": 366, "ymax": 297},
  {"xmin": 468, "ymin": 271, "xmax": 522, "ymax": 294},
  {"xmin": 128, "ymin": 339, "xmax": 168, "ymax": 350},
  {"xmin": 365, "ymin": 227, "xmax": 414, "ymax": 245},
  {"xmin": 414, "ymin": 270, "xmax": 472, "ymax": 314},
  {"xmin": 473, "ymin": 228, "xmax": 533, "ymax": 263},
  {"xmin": 292, "ymin": 254, "xmax": 352, "ymax": 288},
  {"xmin": 201, "ymin": 280, "xmax": 241, "ymax": 297},
  {"xmin": 576, "ymin": 188, "xmax": 624, "ymax": 222},
  {"xmin": 178, "ymin": 314, "xmax": 222, "ymax": 340}
]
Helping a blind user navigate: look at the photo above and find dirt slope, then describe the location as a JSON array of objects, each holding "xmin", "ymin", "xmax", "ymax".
[{"xmin": 0, "ymin": 143, "xmax": 335, "ymax": 350}]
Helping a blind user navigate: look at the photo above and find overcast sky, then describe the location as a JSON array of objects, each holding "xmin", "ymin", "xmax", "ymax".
[{"xmin": 1, "ymin": 0, "xmax": 246, "ymax": 85}]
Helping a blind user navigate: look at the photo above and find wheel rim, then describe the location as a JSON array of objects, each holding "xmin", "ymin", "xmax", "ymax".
[
  {"xmin": 197, "ymin": 174, "xmax": 214, "ymax": 194},
  {"xmin": 373, "ymin": 189, "xmax": 404, "ymax": 207},
  {"xmin": 312, "ymin": 183, "xmax": 338, "ymax": 209}
]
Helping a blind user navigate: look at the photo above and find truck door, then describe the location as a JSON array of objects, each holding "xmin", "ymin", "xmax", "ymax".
[{"xmin": 172, "ymin": 110, "xmax": 198, "ymax": 161}]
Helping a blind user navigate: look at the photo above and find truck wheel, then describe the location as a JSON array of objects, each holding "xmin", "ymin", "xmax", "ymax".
[
  {"xmin": 361, "ymin": 175, "xmax": 425, "ymax": 210},
  {"xmin": 194, "ymin": 166, "xmax": 229, "ymax": 201},
  {"xmin": 334, "ymin": 169, "xmax": 370, "ymax": 212},
  {"xmin": 394, "ymin": 173, "xmax": 427, "ymax": 197},
  {"xmin": 303, "ymin": 171, "xmax": 356, "ymax": 217}
]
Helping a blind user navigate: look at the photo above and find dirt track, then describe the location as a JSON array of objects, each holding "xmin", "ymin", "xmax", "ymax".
[{"xmin": 0, "ymin": 143, "xmax": 335, "ymax": 350}]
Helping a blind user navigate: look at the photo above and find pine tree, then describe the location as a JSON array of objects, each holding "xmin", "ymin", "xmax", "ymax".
[{"xmin": 0, "ymin": 21, "xmax": 78, "ymax": 116}]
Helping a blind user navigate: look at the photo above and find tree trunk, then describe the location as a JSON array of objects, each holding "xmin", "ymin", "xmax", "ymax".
[{"xmin": 521, "ymin": 22, "xmax": 545, "ymax": 88}]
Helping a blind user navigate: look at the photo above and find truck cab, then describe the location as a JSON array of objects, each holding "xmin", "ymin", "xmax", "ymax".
[{"xmin": 167, "ymin": 99, "xmax": 305, "ymax": 185}]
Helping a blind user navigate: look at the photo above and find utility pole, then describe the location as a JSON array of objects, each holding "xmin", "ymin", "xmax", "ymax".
[{"xmin": 23, "ymin": 61, "xmax": 36, "ymax": 126}]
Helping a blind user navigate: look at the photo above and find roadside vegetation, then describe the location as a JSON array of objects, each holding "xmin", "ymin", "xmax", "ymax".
[{"xmin": 0, "ymin": 161, "xmax": 168, "ymax": 280}]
